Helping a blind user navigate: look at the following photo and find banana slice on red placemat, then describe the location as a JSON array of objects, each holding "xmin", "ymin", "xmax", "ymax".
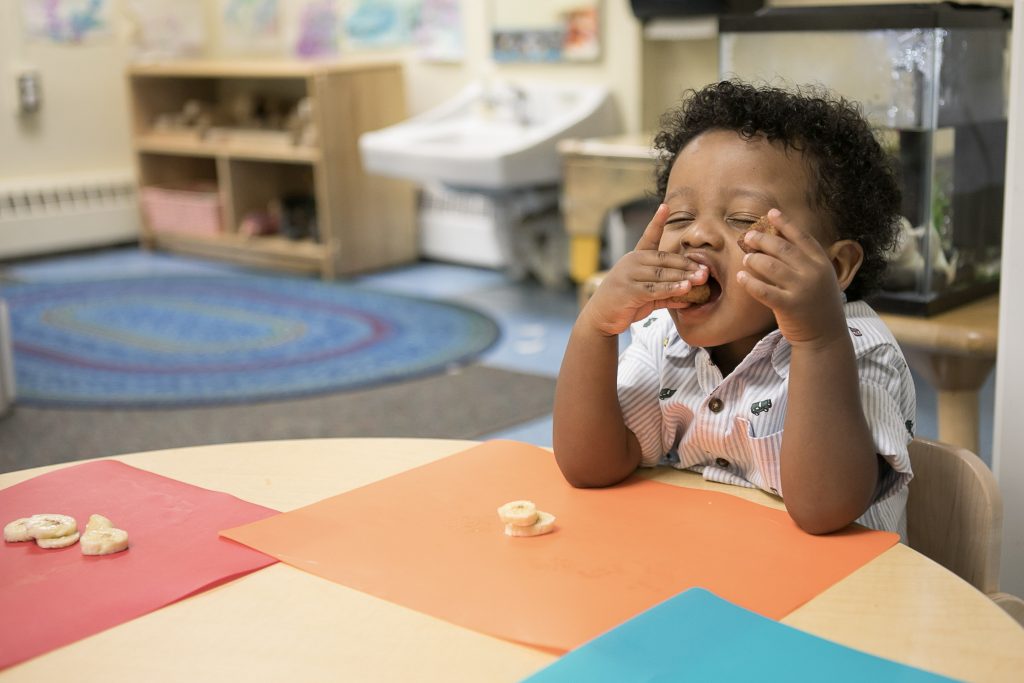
[
  {"xmin": 5, "ymin": 512, "xmax": 128, "ymax": 553},
  {"xmin": 36, "ymin": 531, "xmax": 81, "ymax": 549},
  {"xmin": 81, "ymin": 527, "xmax": 129, "ymax": 556},
  {"xmin": 85, "ymin": 514, "xmax": 113, "ymax": 533},
  {"xmin": 3, "ymin": 518, "xmax": 33, "ymax": 543},
  {"xmin": 25, "ymin": 514, "xmax": 77, "ymax": 540}
]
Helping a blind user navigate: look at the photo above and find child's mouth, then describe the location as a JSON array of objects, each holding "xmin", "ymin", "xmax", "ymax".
[
  {"xmin": 690, "ymin": 274, "xmax": 722, "ymax": 306},
  {"xmin": 705, "ymin": 275, "xmax": 722, "ymax": 302}
]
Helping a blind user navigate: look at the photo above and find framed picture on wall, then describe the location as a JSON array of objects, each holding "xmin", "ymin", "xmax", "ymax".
[{"xmin": 491, "ymin": 0, "xmax": 600, "ymax": 63}]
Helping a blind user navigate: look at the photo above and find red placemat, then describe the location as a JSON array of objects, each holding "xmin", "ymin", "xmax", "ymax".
[{"xmin": 0, "ymin": 460, "xmax": 278, "ymax": 670}]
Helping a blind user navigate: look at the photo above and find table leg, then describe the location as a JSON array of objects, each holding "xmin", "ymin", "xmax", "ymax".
[
  {"xmin": 902, "ymin": 349, "xmax": 995, "ymax": 454},
  {"xmin": 936, "ymin": 389, "xmax": 982, "ymax": 455},
  {"xmin": 570, "ymin": 235, "xmax": 602, "ymax": 284}
]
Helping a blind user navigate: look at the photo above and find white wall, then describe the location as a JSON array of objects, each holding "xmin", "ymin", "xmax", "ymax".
[
  {"xmin": 332, "ymin": 0, "xmax": 643, "ymax": 134},
  {"xmin": 0, "ymin": 1, "xmax": 644, "ymax": 188},
  {"xmin": 0, "ymin": 2, "xmax": 135, "ymax": 180},
  {"xmin": 993, "ymin": 0, "xmax": 1024, "ymax": 598}
]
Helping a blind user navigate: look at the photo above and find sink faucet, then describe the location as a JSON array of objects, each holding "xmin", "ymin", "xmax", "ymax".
[
  {"xmin": 482, "ymin": 81, "xmax": 530, "ymax": 126},
  {"xmin": 508, "ymin": 85, "xmax": 529, "ymax": 127}
]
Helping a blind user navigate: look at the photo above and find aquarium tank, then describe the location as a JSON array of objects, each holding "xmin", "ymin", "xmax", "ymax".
[{"xmin": 719, "ymin": 2, "xmax": 1010, "ymax": 315}]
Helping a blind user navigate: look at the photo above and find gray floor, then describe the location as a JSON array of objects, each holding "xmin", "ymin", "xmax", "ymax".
[{"xmin": 0, "ymin": 246, "xmax": 992, "ymax": 465}]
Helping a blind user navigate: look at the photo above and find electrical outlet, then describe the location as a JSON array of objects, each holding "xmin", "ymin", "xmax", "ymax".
[{"xmin": 16, "ymin": 69, "xmax": 41, "ymax": 115}]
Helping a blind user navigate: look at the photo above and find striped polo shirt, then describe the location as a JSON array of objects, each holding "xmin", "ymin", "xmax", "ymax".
[{"xmin": 617, "ymin": 300, "xmax": 916, "ymax": 541}]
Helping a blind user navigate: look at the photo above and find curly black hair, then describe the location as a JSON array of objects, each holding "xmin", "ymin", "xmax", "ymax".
[{"xmin": 653, "ymin": 80, "xmax": 902, "ymax": 301}]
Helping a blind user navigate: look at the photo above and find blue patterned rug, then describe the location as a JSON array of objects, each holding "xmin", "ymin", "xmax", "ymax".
[{"xmin": 1, "ymin": 275, "xmax": 500, "ymax": 408}]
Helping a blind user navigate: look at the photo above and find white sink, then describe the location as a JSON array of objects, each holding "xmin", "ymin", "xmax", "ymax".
[{"xmin": 359, "ymin": 80, "xmax": 620, "ymax": 190}]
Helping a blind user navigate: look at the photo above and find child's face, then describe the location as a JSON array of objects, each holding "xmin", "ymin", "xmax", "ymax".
[{"xmin": 661, "ymin": 129, "xmax": 827, "ymax": 364}]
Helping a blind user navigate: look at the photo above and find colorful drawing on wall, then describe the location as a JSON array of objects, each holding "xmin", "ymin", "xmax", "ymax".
[
  {"xmin": 125, "ymin": 0, "xmax": 206, "ymax": 60},
  {"xmin": 344, "ymin": 0, "xmax": 421, "ymax": 49},
  {"xmin": 20, "ymin": 0, "xmax": 113, "ymax": 45},
  {"xmin": 491, "ymin": 0, "xmax": 600, "ymax": 64},
  {"xmin": 220, "ymin": 0, "xmax": 282, "ymax": 54},
  {"xmin": 415, "ymin": 0, "xmax": 463, "ymax": 63},
  {"xmin": 291, "ymin": 0, "xmax": 340, "ymax": 58}
]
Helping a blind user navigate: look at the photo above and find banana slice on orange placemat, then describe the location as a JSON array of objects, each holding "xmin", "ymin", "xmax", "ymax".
[
  {"xmin": 497, "ymin": 500, "xmax": 539, "ymax": 527},
  {"xmin": 497, "ymin": 500, "xmax": 556, "ymax": 537},
  {"xmin": 504, "ymin": 510, "xmax": 557, "ymax": 537}
]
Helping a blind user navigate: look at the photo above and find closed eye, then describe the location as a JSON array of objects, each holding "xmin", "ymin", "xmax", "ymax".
[
  {"xmin": 727, "ymin": 216, "xmax": 759, "ymax": 230},
  {"xmin": 664, "ymin": 216, "xmax": 694, "ymax": 230}
]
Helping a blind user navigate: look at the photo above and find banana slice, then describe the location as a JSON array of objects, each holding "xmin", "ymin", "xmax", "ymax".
[
  {"xmin": 4, "ymin": 518, "xmax": 33, "ymax": 542},
  {"xmin": 497, "ymin": 500, "xmax": 538, "ymax": 527},
  {"xmin": 80, "ymin": 527, "xmax": 129, "ymax": 556},
  {"xmin": 25, "ymin": 514, "xmax": 77, "ymax": 540},
  {"xmin": 35, "ymin": 531, "xmax": 80, "ymax": 549},
  {"xmin": 504, "ymin": 510, "xmax": 556, "ymax": 537},
  {"xmin": 85, "ymin": 514, "xmax": 114, "ymax": 533}
]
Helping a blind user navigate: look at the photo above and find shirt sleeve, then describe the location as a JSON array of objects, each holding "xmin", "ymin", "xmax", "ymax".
[
  {"xmin": 856, "ymin": 341, "xmax": 916, "ymax": 504},
  {"xmin": 617, "ymin": 319, "xmax": 667, "ymax": 467}
]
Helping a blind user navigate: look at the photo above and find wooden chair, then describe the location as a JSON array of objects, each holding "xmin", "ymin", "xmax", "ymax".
[
  {"xmin": 906, "ymin": 437, "xmax": 1024, "ymax": 627},
  {"xmin": 990, "ymin": 593, "xmax": 1024, "ymax": 626},
  {"xmin": 906, "ymin": 437, "xmax": 1003, "ymax": 594}
]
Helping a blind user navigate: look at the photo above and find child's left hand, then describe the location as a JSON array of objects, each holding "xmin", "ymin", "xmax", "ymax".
[{"xmin": 736, "ymin": 209, "xmax": 847, "ymax": 349}]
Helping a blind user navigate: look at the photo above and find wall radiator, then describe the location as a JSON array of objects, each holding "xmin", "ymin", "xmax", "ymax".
[{"xmin": 0, "ymin": 171, "xmax": 140, "ymax": 259}]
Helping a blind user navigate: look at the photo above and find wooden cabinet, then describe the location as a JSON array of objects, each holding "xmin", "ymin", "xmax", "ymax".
[{"xmin": 126, "ymin": 59, "xmax": 416, "ymax": 278}]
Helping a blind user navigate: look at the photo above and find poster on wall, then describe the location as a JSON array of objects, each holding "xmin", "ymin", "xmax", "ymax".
[
  {"xmin": 415, "ymin": 0, "xmax": 463, "ymax": 63},
  {"xmin": 343, "ymin": 0, "xmax": 420, "ymax": 49},
  {"xmin": 287, "ymin": 0, "xmax": 341, "ymax": 58},
  {"xmin": 491, "ymin": 0, "xmax": 600, "ymax": 63},
  {"xmin": 20, "ymin": 0, "xmax": 114, "ymax": 45},
  {"xmin": 219, "ymin": 0, "xmax": 282, "ymax": 54},
  {"xmin": 125, "ymin": 0, "xmax": 206, "ymax": 60}
]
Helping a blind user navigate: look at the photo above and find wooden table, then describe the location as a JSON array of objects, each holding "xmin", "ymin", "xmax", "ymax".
[
  {"xmin": 879, "ymin": 295, "xmax": 999, "ymax": 454},
  {"xmin": 561, "ymin": 134, "xmax": 1000, "ymax": 453},
  {"xmin": 2, "ymin": 438, "xmax": 1022, "ymax": 681},
  {"xmin": 558, "ymin": 134, "xmax": 657, "ymax": 283}
]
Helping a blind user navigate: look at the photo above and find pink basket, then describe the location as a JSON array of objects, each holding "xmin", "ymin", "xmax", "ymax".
[{"xmin": 141, "ymin": 185, "xmax": 222, "ymax": 236}]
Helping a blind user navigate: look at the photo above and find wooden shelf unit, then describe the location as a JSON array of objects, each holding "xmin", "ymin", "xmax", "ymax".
[{"xmin": 127, "ymin": 59, "xmax": 416, "ymax": 278}]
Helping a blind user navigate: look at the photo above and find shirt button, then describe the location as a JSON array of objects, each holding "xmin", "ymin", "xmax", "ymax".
[
  {"xmin": 715, "ymin": 457, "xmax": 730, "ymax": 468},
  {"xmin": 708, "ymin": 397, "xmax": 724, "ymax": 413}
]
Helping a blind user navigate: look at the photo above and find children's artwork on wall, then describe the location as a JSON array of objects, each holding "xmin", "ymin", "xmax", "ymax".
[
  {"xmin": 20, "ymin": 0, "xmax": 114, "ymax": 45},
  {"xmin": 415, "ymin": 0, "xmax": 463, "ymax": 63},
  {"xmin": 125, "ymin": 0, "xmax": 206, "ymax": 60},
  {"xmin": 289, "ymin": 0, "xmax": 340, "ymax": 58},
  {"xmin": 343, "ymin": 0, "xmax": 420, "ymax": 49},
  {"xmin": 491, "ymin": 0, "xmax": 600, "ymax": 63},
  {"xmin": 219, "ymin": 0, "xmax": 282, "ymax": 54}
]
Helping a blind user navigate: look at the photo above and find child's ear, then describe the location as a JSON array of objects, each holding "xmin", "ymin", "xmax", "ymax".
[{"xmin": 827, "ymin": 240, "xmax": 864, "ymax": 292}]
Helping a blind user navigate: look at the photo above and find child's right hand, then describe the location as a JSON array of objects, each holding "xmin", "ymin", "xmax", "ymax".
[{"xmin": 582, "ymin": 203, "xmax": 708, "ymax": 336}]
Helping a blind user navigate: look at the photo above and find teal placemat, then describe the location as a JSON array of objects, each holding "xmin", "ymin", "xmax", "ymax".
[{"xmin": 524, "ymin": 587, "xmax": 958, "ymax": 682}]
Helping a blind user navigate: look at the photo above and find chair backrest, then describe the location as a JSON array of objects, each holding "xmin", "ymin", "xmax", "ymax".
[
  {"xmin": 990, "ymin": 592, "xmax": 1024, "ymax": 628},
  {"xmin": 906, "ymin": 437, "xmax": 1003, "ymax": 594}
]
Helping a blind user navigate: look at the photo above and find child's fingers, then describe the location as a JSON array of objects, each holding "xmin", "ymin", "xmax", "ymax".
[
  {"xmin": 633, "ymin": 203, "xmax": 670, "ymax": 252},
  {"xmin": 740, "ymin": 251, "xmax": 795, "ymax": 289},
  {"xmin": 736, "ymin": 269, "xmax": 787, "ymax": 308},
  {"xmin": 631, "ymin": 250, "xmax": 707, "ymax": 281},
  {"xmin": 743, "ymin": 209, "xmax": 824, "ymax": 261},
  {"xmin": 636, "ymin": 278, "xmax": 696, "ymax": 301},
  {"xmin": 632, "ymin": 263, "xmax": 707, "ymax": 287}
]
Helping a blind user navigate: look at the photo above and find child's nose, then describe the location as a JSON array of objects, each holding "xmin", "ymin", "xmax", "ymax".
[{"xmin": 679, "ymin": 219, "xmax": 725, "ymax": 250}]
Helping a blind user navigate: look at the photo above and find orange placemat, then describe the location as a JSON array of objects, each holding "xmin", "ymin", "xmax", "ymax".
[
  {"xmin": 0, "ymin": 460, "xmax": 278, "ymax": 670},
  {"xmin": 222, "ymin": 440, "xmax": 898, "ymax": 653}
]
